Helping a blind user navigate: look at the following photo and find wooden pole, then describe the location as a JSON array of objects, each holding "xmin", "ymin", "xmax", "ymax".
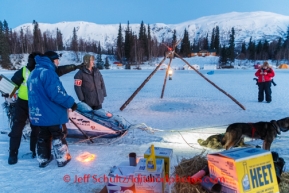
[
  {"xmin": 120, "ymin": 54, "xmax": 169, "ymax": 111},
  {"xmin": 160, "ymin": 55, "xmax": 173, "ymax": 98},
  {"xmin": 175, "ymin": 52, "xmax": 246, "ymax": 110}
]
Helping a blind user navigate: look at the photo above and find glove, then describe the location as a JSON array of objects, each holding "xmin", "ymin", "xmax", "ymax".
[
  {"xmin": 1, "ymin": 93, "xmax": 9, "ymax": 98},
  {"xmin": 75, "ymin": 63, "xmax": 84, "ymax": 70},
  {"xmin": 71, "ymin": 103, "xmax": 78, "ymax": 112},
  {"xmin": 62, "ymin": 129, "xmax": 68, "ymax": 139}
]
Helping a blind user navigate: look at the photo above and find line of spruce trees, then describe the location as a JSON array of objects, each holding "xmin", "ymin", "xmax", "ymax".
[{"xmin": 1, "ymin": 19, "xmax": 289, "ymax": 69}]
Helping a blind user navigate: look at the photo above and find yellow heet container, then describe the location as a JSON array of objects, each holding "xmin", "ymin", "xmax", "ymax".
[{"xmin": 146, "ymin": 144, "xmax": 156, "ymax": 171}]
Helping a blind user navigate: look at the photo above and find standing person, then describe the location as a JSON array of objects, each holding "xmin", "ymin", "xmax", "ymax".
[
  {"xmin": 28, "ymin": 51, "xmax": 77, "ymax": 168},
  {"xmin": 74, "ymin": 54, "xmax": 107, "ymax": 110},
  {"xmin": 255, "ymin": 61, "xmax": 275, "ymax": 103},
  {"xmin": 8, "ymin": 52, "xmax": 83, "ymax": 165}
]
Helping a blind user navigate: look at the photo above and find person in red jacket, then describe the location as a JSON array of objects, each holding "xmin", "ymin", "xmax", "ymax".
[{"xmin": 255, "ymin": 61, "xmax": 275, "ymax": 103}]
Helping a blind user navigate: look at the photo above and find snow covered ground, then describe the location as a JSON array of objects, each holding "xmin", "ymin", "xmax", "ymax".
[{"xmin": 1, "ymin": 57, "xmax": 289, "ymax": 193}]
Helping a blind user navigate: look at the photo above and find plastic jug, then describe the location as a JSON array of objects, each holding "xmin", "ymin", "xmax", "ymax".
[{"xmin": 146, "ymin": 144, "xmax": 156, "ymax": 171}]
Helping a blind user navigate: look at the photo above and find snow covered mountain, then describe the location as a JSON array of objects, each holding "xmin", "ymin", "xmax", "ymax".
[{"xmin": 13, "ymin": 11, "xmax": 289, "ymax": 48}]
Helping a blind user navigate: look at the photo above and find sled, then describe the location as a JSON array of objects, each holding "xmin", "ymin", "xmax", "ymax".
[
  {"xmin": 65, "ymin": 101, "xmax": 135, "ymax": 142},
  {"xmin": 1, "ymin": 100, "xmax": 152, "ymax": 144},
  {"xmin": 66, "ymin": 110, "xmax": 129, "ymax": 139}
]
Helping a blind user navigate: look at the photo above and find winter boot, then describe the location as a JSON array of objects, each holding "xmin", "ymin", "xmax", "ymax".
[
  {"xmin": 32, "ymin": 151, "xmax": 37, "ymax": 158},
  {"xmin": 57, "ymin": 153, "xmax": 71, "ymax": 167},
  {"xmin": 52, "ymin": 138, "xmax": 71, "ymax": 167},
  {"xmin": 39, "ymin": 154, "xmax": 54, "ymax": 168},
  {"xmin": 8, "ymin": 150, "xmax": 18, "ymax": 165}
]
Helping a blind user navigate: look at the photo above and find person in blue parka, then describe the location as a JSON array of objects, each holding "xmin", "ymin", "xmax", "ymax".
[{"xmin": 27, "ymin": 51, "xmax": 77, "ymax": 168}]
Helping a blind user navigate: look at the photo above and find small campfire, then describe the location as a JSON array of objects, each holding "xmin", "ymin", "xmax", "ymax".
[{"xmin": 76, "ymin": 152, "xmax": 96, "ymax": 162}]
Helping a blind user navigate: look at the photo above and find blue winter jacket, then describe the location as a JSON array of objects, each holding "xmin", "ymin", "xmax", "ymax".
[{"xmin": 28, "ymin": 55, "xmax": 75, "ymax": 126}]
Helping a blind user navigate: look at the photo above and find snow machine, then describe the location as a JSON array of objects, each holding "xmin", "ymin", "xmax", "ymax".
[{"xmin": 66, "ymin": 102, "xmax": 130, "ymax": 139}]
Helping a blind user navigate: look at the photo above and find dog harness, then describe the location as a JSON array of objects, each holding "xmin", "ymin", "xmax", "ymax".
[{"xmin": 249, "ymin": 123, "xmax": 256, "ymax": 139}]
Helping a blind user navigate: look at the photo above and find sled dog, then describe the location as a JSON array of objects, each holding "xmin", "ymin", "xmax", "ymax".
[{"xmin": 221, "ymin": 120, "xmax": 281, "ymax": 150}]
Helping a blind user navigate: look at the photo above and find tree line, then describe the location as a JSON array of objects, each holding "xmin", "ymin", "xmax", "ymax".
[{"xmin": 1, "ymin": 19, "xmax": 289, "ymax": 69}]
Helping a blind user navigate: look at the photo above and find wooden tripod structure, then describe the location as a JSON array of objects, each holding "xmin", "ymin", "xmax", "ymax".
[{"xmin": 119, "ymin": 40, "xmax": 246, "ymax": 111}]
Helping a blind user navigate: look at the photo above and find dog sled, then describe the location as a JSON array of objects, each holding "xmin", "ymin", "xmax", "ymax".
[
  {"xmin": 66, "ymin": 102, "xmax": 131, "ymax": 141},
  {"xmin": 1, "ymin": 99, "xmax": 151, "ymax": 143}
]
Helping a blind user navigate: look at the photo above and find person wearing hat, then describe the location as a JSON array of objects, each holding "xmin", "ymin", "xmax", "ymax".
[
  {"xmin": 74, "ymin": 54, "xmax": 107, "ymax": 110},
  {"xmin": 27, "ymin": 51, "xmax": 77, "ymax": 168},
  {"xmin": 8, "ymin": 51, "xmax": 83, "ymax": 165},
  {"xmin": 255, "ymin": 61, "xmax": 275, "ymax": 103}
]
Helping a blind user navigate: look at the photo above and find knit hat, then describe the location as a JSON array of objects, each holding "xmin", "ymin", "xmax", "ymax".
[
  {"xmin": 28, "ymin": 51, "xmax": 42, "ymax": 60},
  {"xmin": 83, "ymin": 54, "xmax": 94, "ymax": 68},
  {"xmin": 27, "ymin": 51, "xmax": 42, "ymax": 71},
  {"xmin": 262, "ymin": 61, "xmax": 270, "ymax": 68},
  {"xmin": 44, "ymin": 51, "xmax": 60, "ymax": 62}
]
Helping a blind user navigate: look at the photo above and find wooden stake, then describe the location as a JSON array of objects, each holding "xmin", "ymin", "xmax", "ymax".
[
  {"xmin": 161, "ymin": 54, "xmax": 173, "ymax": 98},
  {"xmin": 119, "ymin": 54, "xmax": 169, "ymax": 111},
  {"xmin": 175, "ymin": 52, "xmax": 246, "ymax": 110}
]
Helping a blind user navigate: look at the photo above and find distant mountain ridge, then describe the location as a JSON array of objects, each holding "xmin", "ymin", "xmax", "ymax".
[{"xmin": 14, "ymin": 11, "xmax": 289, "ymax": 49}]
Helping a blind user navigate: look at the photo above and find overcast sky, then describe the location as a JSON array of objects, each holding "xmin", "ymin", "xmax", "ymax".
[{"xmin": 1, "ymin": 0, "xmax": 289, "ymax": 28}]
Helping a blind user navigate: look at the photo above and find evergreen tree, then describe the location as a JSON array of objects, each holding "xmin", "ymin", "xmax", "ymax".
[
  {"xmin": 180, "ymin": 28, "xmax": 191, "ymax": 57},
  {"xmin": 96, "ymin": 42, "xmax": 104, "ymax": 69},
  {"xmin": 228, "ymin": 27, "xmax": 235, "ymax": 64},
  {"xmin": 256, "ymin": 40, "xmax": 262, "ymax": 59},
  {"xmin": 19, "ymin": 28, "xmax": 25, "ymax": 53},
  {"xmin": 192, "ymin": 38, "xmax": 199, "ymax": 51},
  {"xmin": 263, "ymin": 40, "xmax": 269, "ymax": 59},
  {"xmin": 116, "ymin": 23, "xmax": 124, "ymax": 62},
  {"xmin": 70, "ymin": 27, "xmax": 79, "ymax": 61},
  {"xmin": 124, "ymin": 21, "xmax": 132, "ymax": 62},
  {"xmin": 274, "ymin": 38, "xmax": 282, "ymax": 62},
  {"xmin": 247, "ymin": 37, "xmax": 256, "ymax": 61},
  {"xmin": 70, "ymin": 27, "xmax": 78, "ymax": 51},
  {"xmin": 138, "ymin": 21, "xmax": 144, "ymax": 42},
  {"xmin": 143, "ymin": 24, "xmax": 148, "ymax": 60},
  {"xmin": 0, "ymin": 20, "xmax": 12, "ymax": 69},
  {"xmin": 104, "ymin": 56, "xmax": 110, "ymax": 69},
  {"xmin": 214, "ymin": 26, "xmax": 220, "ymax": 54},
  {"xmin": 138, "ymin": 21, "xmax": 148, "ymax": 61},
  {"xmin": 219, "ymin": 45, "xmax": 228, "ymax": 65},
  {"xmin": 32, "ymin": 20, "xmax": 43, "ymax": 52},
  {"xmin": 147, "ymin": 24, "xmax": 152, "ymax": 61},
  {"xmin": 9, "ymin": 30, "xmax": 17, "ymax": 54},
  {"xmin": 43, "ymin": 32, "xmax": 48, "ymax": 51},
  {"xmin": 203, "ymin": 33, "xmax": 209, "ymax": 50},
  {"xmin": 283, "ymin": 26, "xmax": 289, "ymax": 49},
  {"xmin": 56, "ymin": 28, "xmax": 64, "ymax": 50},
  {"xmin": 283, "ymin": 26, "xmax": 289, "ymax": 61},
  {"xmin": 210, "ymin": 27, "xmax": 215, "ymax": 49},
  {"xmin": 172, "ymin": 29, "xmax": 178, "ymax": 52},
  {"xmin": 241, "ymin": 41, "xmax": 246, "ymax": 55}
]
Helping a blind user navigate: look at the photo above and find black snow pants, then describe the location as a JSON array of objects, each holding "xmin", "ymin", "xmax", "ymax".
[
  {"xmin": 8, "ymin": 98, "xmax": 39, "ymax": 154},
  {"xmin": 258, "ymin": 81, "xmax": 272, "ymax": 102},
  {"xmin": 37, "ymin": 125, "xmax": 67, "ymax": 160}
]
